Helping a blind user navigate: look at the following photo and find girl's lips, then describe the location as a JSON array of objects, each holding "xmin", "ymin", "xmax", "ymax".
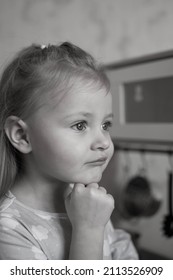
[{"xmin": 87, "ymin": 157, "xmax": 107, "ymax": 165}]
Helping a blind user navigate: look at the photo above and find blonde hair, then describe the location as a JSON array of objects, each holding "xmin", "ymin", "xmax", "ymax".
[{"xmin": 0, "ymin": 42, "xmax": 110, "ymax": 198}]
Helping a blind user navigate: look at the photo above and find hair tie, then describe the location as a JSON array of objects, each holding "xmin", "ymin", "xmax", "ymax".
[{"xmin": 41, "ymin": 44, "xmax": 47, "ymax": 50}]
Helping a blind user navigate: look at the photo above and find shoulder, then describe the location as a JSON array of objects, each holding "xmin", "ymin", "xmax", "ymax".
[
  {"xmin": 0, "ymin": 191, "xmax": 15, "ymax": 212},
  {"xmin": 0, "ymin": 191, "xmax": 24, "ymax": 223},
  {"xmin": 0, "ymin": 191, "xmax": 39, "ymax": 246},
  {"xmin": 0, "ymin": 191, "xmax": 29, "ymax": 237},
  {"xmin": 0, "ymin": 192, "xmax": 48, "ymax": 259}
]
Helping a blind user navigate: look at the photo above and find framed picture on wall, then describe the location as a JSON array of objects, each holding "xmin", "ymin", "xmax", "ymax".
[{"xmin": 105, "ymin": 51, "xmax": 173, "ymax": 145}]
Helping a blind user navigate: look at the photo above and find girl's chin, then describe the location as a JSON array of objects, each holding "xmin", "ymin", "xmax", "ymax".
[
  {"xmin": 79, "ymin": 173, "xmax": 103, "ymax": 185},
  {"xmin": 67, "ymin": 168, "xmax": 104, "ymax": 185}
]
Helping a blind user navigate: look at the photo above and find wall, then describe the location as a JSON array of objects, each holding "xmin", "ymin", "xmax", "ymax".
[
  {"xmin": 0, "ymin": 0, "xmax": 173, "ymax": 258},
  {"xmin": 1, "ymin": 0, "xmax": 173, "ymax": 67}
]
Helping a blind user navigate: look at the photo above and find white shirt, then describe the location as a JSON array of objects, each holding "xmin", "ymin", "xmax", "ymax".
[{"xmin": 0, "ymin": 191, "xmax": 138, "ymax": 260}]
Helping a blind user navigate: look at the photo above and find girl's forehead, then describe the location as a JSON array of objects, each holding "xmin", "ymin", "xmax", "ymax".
[
  {"xmin": 30, "ymin": 86, "xmax": 112, "ymax": 124},
  {"xmin": 36, "ymin": 80, "xmax": 112, "ymax": 119},
  {"xmin": 53, "ymin": 87, "xmax": 112, "ymax": 120},
  {"xmin": 57, "ymin": 85, "xmax": 111, "ymax": 108}
]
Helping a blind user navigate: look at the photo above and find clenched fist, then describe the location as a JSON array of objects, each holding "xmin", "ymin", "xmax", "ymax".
[{"xmin": 65, "ymin": 183, "xmax": 114, "ymax": 230}]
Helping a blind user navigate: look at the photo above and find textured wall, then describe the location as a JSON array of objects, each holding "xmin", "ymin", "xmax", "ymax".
[
  {"xmin": 0, "ymin": 0, "xmax": 173, "ymax": 258},
  {"xmin": 0, "ymin": 0, "xmax": 173, "ymax": 67}
]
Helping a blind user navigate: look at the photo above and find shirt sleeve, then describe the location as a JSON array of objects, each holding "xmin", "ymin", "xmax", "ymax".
[
  {"xmin": 105, "ymin": 220, "xmax": 139, "ymax": 260},
  {"xmin": 0, "ymin": 214, "xmax": 48, "ymax": 260}
]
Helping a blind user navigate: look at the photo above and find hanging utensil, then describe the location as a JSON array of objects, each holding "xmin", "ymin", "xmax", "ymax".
[{"xmin": 123, "ymin": 149, "xmax": 161, "ymax": 218}]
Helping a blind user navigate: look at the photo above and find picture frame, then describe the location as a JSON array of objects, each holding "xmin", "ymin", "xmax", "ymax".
[{"xmin": 105, "ymin": 51, "xmax": 173, "ymax": 145}]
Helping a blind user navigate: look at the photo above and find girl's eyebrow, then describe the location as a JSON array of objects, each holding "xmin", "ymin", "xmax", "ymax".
[
  {"xmin": 105, "ymin": 113, "xmax": 114, "ymax": 119},
  {"xmin": 64, "ymin": 112, "xmax": 114, "ymax": 119},
  {"xmin": 65, "ymin": 112, "xmax": 92, "ymax": 118}
]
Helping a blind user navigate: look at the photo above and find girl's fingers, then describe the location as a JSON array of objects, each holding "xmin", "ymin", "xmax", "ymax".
[
  {"xmin": 106, "ymin": 194, "xmax": 115, "ymax": 208},
  {"xmin": 86, "ymin": 184, "xmax": 107, "ymax": 194},
  {"xmin": 64, "ymin": 183, "xmax": 109, "ymax": 199},
  {"xmin": 85, "ymin": 183, "xmax": 99, "ymax": 189},
  {"xmin": 64, "ymin": 183, "xmax": 74, "ymax": 200},
  {"xmin": 98, "ymin": 186, "xmax": 107, "ymax": 193}
]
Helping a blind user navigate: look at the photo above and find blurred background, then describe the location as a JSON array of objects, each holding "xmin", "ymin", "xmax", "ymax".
[{"xmin": 1, "ymin": 0, "xmax": 173, "ymax": 259}]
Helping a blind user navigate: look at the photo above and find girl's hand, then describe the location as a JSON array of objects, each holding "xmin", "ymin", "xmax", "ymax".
[{"xmin": 64, "ymin": 183, "xmax": 115, "ymax": 230}]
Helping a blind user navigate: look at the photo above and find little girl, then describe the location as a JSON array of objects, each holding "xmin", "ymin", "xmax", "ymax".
[{"xmin": 0, "ymin": 42, "xmax": 138, "ymax": 260}]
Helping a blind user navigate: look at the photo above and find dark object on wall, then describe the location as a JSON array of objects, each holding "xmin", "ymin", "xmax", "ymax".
[
  {"xmin": 123, "ymin": 175, "xmax": 161, "ymax": 217},
  {"xmin": 162, "ymin": 172, "xmax": 173, "ymax": 238}
]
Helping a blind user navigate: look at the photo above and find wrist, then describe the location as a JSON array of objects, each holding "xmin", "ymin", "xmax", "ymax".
[
  {"xmin": 69, "ymin": 225, "xmax": 105, "ymax": 260},
  {"xmin": 72, "ymin": 224, "xmax": 105, "ymax": 238}
]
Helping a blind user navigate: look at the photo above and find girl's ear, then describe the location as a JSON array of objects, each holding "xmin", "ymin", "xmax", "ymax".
[{"xmin": 4, "ymin": 116, "xmax": 32, "ymax": 154}]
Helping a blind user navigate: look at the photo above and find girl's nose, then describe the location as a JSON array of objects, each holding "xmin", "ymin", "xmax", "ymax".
[{"xmin": 91, "ymin": 130, "xmax": 111, "ymax": 151}]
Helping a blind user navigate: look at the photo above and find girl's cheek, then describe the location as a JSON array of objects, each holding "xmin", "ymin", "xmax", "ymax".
[{"xmin": 109, "ymin": 140, "xmax": 114, "ymax": 159}]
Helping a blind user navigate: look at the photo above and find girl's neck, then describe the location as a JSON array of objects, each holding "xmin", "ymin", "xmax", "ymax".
[{"xmin": 11, "ymin": 174, "xmax": 69, "ymax": 213}]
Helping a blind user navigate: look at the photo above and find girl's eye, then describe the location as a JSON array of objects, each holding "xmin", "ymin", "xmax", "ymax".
[
  {"xmin": 72, "ymin": 121, "xmax": 87, "ymax": 131},
  {"xmin": 102, "ymin": 121, "xmax": 112, "ymax": 131}
]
